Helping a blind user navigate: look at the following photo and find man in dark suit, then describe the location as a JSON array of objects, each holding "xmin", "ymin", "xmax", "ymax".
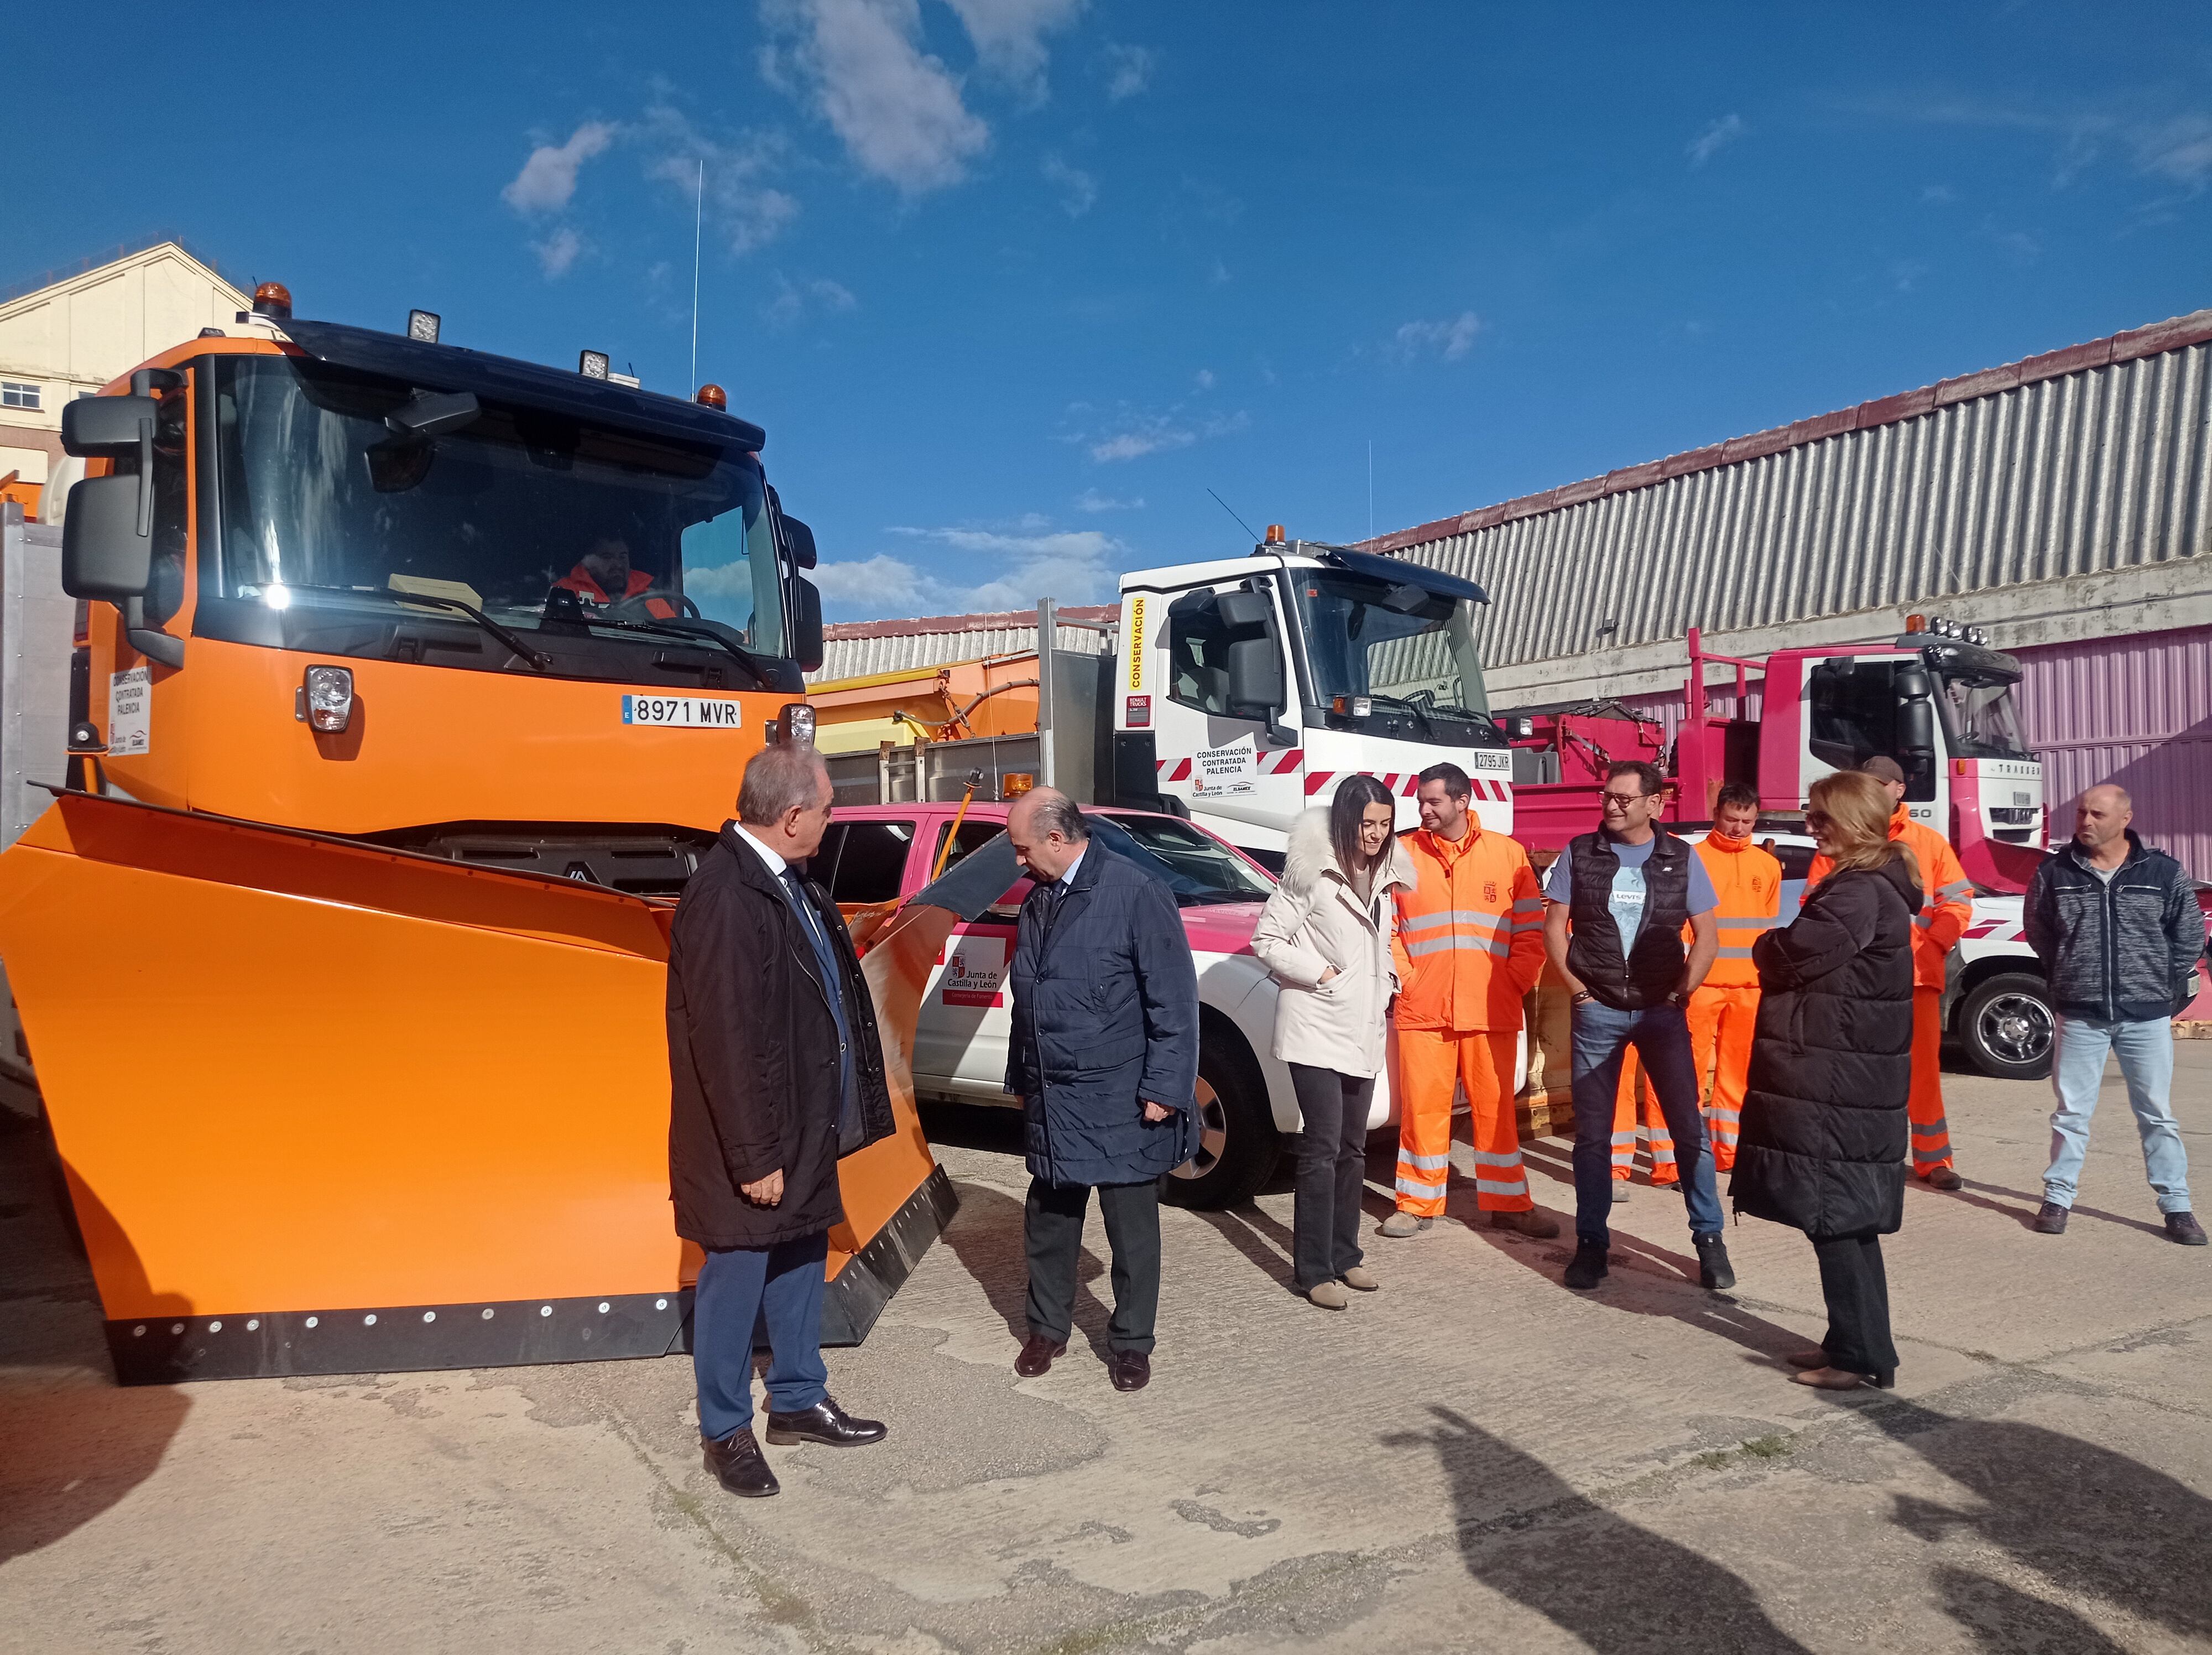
[
  {"xmin": 667, "ymin": 742, "xmax": 898, "ymax": 1498},
  {"xmin": 1004, "ymin": 788, "xmax": 1199, "ymax": 1393}
]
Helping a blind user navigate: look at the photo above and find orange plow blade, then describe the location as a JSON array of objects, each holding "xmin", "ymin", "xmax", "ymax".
[{"xmin": 0, "ymin": 792, "xmax": 951, "ymax": 1383}]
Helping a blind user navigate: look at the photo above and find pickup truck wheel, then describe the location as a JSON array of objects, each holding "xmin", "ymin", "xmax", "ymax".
[
  {"xmin": 1162, "ymin": 1039, "xmax": 1279, "ymax": 1210},
  {"xmin": 1958, "ymin": 972, "xmax": 2056, "ymax": 1081}
]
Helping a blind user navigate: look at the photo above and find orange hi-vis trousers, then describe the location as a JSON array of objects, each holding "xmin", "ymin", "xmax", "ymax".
[
  {"xmin": 1394, "ymin": 1028, "xmax": 1528, "ymax": 1215},
  {"xmin": 1687, "ymin": 982, "xmax": 1759, "ymax": 1173},
  {"xmin": 1910, "ymin": 986, "xmax": 1954, "ymax": 1176},
  {"xmin": 1611, "ymin": 1054, "xmax": 1678, "ymax": 1186}
]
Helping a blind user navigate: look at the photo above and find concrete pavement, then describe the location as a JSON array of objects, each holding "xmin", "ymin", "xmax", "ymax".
[{"xmin": 3, "ymin": 1050, "xmax": 2208, "ymax": 1654}]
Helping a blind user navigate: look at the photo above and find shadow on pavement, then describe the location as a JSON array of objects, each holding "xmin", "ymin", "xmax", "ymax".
[
  {"xmin": 1387, "ymin": 1404, "xmax": 1816, "ymax": 1653},
  {"xmin": 0, "ymin": 1103, "xmax": 192, "ymax": 1566},
  {"xmin": 1958, "ymin": 1176, "xmax": 2169, "ymax": 1240},
  {"xmin": 1876, "ymin": 1401, "xmax": 2212, "ymax": 1646}
]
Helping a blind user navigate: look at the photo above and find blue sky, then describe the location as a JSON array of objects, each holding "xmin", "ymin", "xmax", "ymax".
[{"xmin": 10, "ymin": 3, "xmax": 2211, "ymax": 621}]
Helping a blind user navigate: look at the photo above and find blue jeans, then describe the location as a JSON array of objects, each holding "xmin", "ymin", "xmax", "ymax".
[
  {"xmin": 1571, "ymin": 999, "xmax": 1724, "ymax": 1246},
  {"xmin": 692, "ymin": 1231, "xmax": 830, "ymax": 1440},
  {"xmin": 2046, "ymin": 1016, "xmax": 2193, "ymax": 1214}
]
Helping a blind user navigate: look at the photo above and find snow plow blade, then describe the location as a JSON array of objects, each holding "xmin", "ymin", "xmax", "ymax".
[{"xmin": 0, "ymin": 790, "xmax": 953, "ymax": 1384}]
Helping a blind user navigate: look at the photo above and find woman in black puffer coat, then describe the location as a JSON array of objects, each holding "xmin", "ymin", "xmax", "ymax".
[{"xmin": 1733, "ymin": 769, "xmax": 1921, "ymax": 1391}]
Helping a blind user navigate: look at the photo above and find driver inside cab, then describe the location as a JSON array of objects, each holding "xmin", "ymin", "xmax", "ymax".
[{"xmin": 555, "ymin": 535, "xmax": 677, "ymax": 619}]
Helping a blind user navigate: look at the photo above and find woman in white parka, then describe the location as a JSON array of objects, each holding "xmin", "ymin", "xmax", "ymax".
[{"xmin": 1250, "ymin": 774, "xmax": 1415, "ymax": 1308}]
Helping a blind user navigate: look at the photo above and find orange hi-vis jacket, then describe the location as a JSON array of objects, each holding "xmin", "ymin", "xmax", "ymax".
[
  {"xmin": 1808, "ymin": 806, "xmax": 1972, "ymax": 991},
  {"xmin": 1689, "ymin": 833, "xmax": 1783, "ymax": 987},
  {"xmin": 1390, "ymin": 825, "xmax": 1546, "ymax": 1032}
]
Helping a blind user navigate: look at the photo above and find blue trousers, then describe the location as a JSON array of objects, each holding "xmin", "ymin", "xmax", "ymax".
[
  {"xmin": 2046, "ymin": 1015, "xmax": 2193, "ymax": 1214},
  {"xmin": 1570, "ymin": 998, "xmax": 1724, "ymax": 1246},
  {"xmin": 692, "ymin": 1231, "xmax": 829, "ymax": 1441}
]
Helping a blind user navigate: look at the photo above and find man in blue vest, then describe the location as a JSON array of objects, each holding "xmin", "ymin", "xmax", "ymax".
[{"xmin": 1541, "ymin": 760, "xmax": 1735, "ymax": 1293}]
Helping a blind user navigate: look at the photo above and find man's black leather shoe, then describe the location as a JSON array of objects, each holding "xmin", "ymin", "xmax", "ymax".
[
  {"xmin": 1694, "ymin": 1233, "xmax": 1736, "ymax": 1291},
  {"xmin": 1563, "ymin": 1241, "xmax": 1609, "ymax": 1290},
  {"xmin": 764, "ymin": 1397, "xmax": 887, "ymax": 1448},
  {"xmin": 1108, "ymin": 1349, "xmax": 1151, "ymax": 1392},
  {"xmin": 1015, "ymin": 1334, "xmax": 1067, "ymax": 1377},
  {"xmin": 2032, "ymin": 1201, "xmax": 2069, "ymax": 1235},
  {"xmin": 703, "ymin": 1428, "xmax": 779, "ymax": 1497}
]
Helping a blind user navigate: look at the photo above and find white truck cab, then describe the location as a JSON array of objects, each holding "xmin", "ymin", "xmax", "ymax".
[{"xmin": 1110, "ymin": 530, "xmax": 1514, "ymax": 863}]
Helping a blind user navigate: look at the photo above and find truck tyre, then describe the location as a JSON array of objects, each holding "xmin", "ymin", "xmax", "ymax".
[
  {"xmin": 1958, "ymin": 972, "xmax": 2056, "ymax": 1082},
  {"xmin": 1162, "ymin": 1034, "xmax": 1279, "ymax": 1210}
]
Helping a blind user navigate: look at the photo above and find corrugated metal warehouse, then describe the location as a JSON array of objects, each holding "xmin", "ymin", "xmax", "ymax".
[
  {"xmin": 814, "ymin": 604, "xmax": 1116, "ymax": 682},
  {"xmin": 1363, "ymin": 308, "xmax": 2212, "ymax": 876}
]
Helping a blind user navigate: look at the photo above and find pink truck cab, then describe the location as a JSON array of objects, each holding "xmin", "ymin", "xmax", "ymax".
[{"xmin": 817, "ymin": 803, "xmax": 1392, "ymax": 1206}]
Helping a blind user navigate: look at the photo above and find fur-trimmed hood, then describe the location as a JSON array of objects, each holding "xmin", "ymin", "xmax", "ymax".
[{"xmin": 1280, "ymin": 805, "xmax": 1415, "ymax": 900}]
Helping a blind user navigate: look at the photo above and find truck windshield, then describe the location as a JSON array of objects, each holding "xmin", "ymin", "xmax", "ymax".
[
  {"xmin": 1288, "ymin": 571, "xmax": 1497, "ymax": 744},
  {"xmin": 1092, "ymin": 814, "xmax": 1275, "ymax": 905},
  {"xmin": 207, "ymin": 355, "xmax": 786, "ymax": 658},
  {"xmin": 1933, "ymin": 670, "xmax": 2032, "ymax": 759}
]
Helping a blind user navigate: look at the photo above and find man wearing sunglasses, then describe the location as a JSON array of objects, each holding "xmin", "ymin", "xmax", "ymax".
[{"xmin": 1542, "ymin": 760, "xmax": 1733, "ymax": 1293}]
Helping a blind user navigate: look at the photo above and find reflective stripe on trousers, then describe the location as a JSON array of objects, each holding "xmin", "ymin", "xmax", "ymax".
[
  {"xmin": 1909, "ymin": 985, "xmax": 1953, "ymax": 1173},
  {"xmin": 1688, "ymin": 981, "xmax": 1759, "ymax": 1173},
  {"xmin": 1613, "ymin": 1052, "xmax": 1678, "ymax": 1184},
  {"xmin": 1394, "ymin": 1027, "xmax": 1527, "ymax": 1214}
]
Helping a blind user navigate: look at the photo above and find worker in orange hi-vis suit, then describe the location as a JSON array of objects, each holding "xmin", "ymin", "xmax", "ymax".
[
  {"xmin": 1382, "ymin": 762, "xmax": 1554, "ymax": 1239},
  {"xmin": 1611, "ymin": 1054, "xmax": 1677, "ymax": 1190},
  {"xmin": 1687, "ymin": 782, "xmax": 1783, "ymax": 1174},
  {"xmin": 1807, "ymin": 756, "xmax": 1974, "ymax": 1190}
]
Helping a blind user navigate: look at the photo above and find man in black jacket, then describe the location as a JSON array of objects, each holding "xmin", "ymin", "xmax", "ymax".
[
  {"xmin": 667, "ymin": 742, "xmax": 900, "ymax": 1498},
  {"xmin": 1004, "ymin": 788, "xmax": 1199, "ymax": 1393},
  {"xmin": 2024, "ymin": 784, "xmax": 2205, "ymax": 1246}
]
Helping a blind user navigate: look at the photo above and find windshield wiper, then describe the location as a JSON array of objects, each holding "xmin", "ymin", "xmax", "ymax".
[
  {"xmin": 274, "ymin": 585, "xmax": 550, "ymax": 670},
  {"xmin": 578, "ymin": 615, "xmax": 775, "ymax": 689},
  {"xmin": 1365, "ymin": 691, "xmax": 1436, "ymax": 738}
]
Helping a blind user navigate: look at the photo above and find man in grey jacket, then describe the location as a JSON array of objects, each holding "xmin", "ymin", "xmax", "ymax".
[{"xmin": 2023, "ymin": 784, "xmax": 2206, "ymax": 1245}]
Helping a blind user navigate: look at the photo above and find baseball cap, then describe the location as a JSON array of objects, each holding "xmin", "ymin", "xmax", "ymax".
[{"xmin": 1858, "ymin": 756, "xmax": 1906, "ymax": 783}]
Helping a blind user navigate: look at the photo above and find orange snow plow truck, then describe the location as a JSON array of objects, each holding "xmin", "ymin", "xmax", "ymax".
[{"xmin": 0, "ymin": 284, "xmax": 952, "ymax": 1384}]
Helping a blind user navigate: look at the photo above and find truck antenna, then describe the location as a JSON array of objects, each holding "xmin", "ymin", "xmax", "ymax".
[
  {"xmin": 1207, "ymin": 488, "xmax": 1261, "ymax": 546},
  {"xmin": 688, "ymin": 158, "xmax": 705, "ymax": 397}
]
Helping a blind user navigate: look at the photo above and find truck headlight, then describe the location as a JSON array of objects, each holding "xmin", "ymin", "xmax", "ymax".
[{"xmin": 304, "ymin": 665, "xmax": 354, "ymax": 733}]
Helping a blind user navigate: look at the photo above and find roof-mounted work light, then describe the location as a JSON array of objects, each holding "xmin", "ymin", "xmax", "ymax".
[
  {"xmin": 408, "ymin": 309, "xmax": 441, "ymax": 344},
  {"xmin": 579, "ymin": 350, "xmax": 610, "ymax": 380}
]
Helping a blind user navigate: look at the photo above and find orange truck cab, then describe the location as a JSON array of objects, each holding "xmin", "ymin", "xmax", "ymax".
[{"xmin": 0, "ymin": 284, "xmax": 952, "ymax": 1383}]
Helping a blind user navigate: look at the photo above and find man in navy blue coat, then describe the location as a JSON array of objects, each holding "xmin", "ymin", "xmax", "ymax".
[{"xmin": 1004, "ymin": 788, "xmax": 1199, "ymax": 1392}]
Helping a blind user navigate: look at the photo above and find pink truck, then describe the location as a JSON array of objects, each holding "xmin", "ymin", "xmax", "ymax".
[{"xmin": 818, "ymin": 802, "xmax": 1366, "ymax": 1208}]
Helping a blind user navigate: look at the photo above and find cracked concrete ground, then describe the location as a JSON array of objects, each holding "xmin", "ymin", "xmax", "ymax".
[{"xmin": 3, "ymin": 1048, "xmax": 2209, "ymax": 1654}]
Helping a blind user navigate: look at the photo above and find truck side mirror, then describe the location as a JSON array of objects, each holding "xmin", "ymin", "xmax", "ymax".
[
  {"xmin": 790, "ymin": 574, "xmax": 824, "ymax": 673},
  {"xmin": 1894, "ymin": 665, "xmax": 1932, "ymax": 700},
  {"xmin": 61, "ymin": 476, "xmax": 154, "ymax": 600},
  {"xmin": 1224, "ymin": 636, "xmax": 1284, "ymax": 720},
  {"xmin": 1215, "ymin": 589, "xmax": 1271, "ymax": 632},
  {"xmin": 60, "ymin": 394, "xmax": 163, "ymax": 602},
  {"xmin": 781, "ymin": 514, "xmax": 818, "ymax": 570},
  {"xmin": 1898, "ymin": 696, "xmax": 1936, "ymax": 757}
]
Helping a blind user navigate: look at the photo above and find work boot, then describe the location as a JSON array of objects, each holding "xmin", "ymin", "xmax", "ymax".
[
  {"xmin": 2167, "ymin": 1211, "xmax": 2208, "ymax": 1247},
  {"xmin": 1379, "ymin": 1212, "xmax": 1432, "ymax": 1238},
  {"xmin": 2031, "ymin": 1201, "xmax": 2069, "ymax": 1236},
  {"xmin": 1339, "ymin": 1266, "xmax": 1380, "ymax": 1292},
  {"xmin": 1305, "ymin": 1279, "xmax": 1350, "ymax": 1309},
  {"xmin": 1490, "ymin": 1208, "xmax": 1561, "ymax": 1240},
  {"xmin": 1694, "ymin": 1233, "xmax": 1736, "ymax": 1291},
  {"xmin": 1563, "ymin": 1241, "xmax": 1609, "ymax": 1290},
  {"xmin": 1611, "ymin": 1182, "xmax": 1630, "ymax": 1205},
  {"xmin": 702, "ymin": 1428, "xmax": 779, "ymax": 1498},
  {"xmin": 1924, "ymin": 1167, "xmax": 1965, "ymax": 1191}
]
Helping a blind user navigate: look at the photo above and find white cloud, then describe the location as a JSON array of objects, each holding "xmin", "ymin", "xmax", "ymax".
[
  {"xmin": 943, "ymin": 0, "xmax": 1085, "ymax": 102},
  {"xmin": 1084, "ymin": 407, "xmax": 1247, "ymax": 464},
  {"xmin": 1193, "ymin": 367, "xmax": 1214, "ymax": 390},
  {"xmin": 1103, "ymin": 41, "xmax": 1154, "ymax": 101},
  {"xmin": 533, "ymin": 226, "xmax": 585, "ymax": 278},
  {"xmin": 1687, "ymin": 113, "xmax": 1745, "ymax": 167},
  {"xmin": 814, "ymin": 521, "xmax": 1123, "ymax": 618},
  {"xmin": 1388, "ymin": 311, "xmax": 1480, "ymax": 363},
  {"xmin": 1921, "ymin": 183, "xmax": 1956, "ymax": 204},
  {"xmin": 1075, "ymin": 488, "xmax": 1142, "ymax": 512},
  {"xmin": 761, "ymin": 0, "xmax": 990, "ymax": 194},
  {"xmin": 2138, "ymin": 115, "xmax": 2212, "ymax": 185},
  {"xmin": 765, "ymin": 275, "xmax": 859, "ymax": 329},
  {"xmin": 642, "ymin": 106, "xmax": 800, "ymax": 254},
  {"xmin": 503, "ymin": 122, "xmax": 617, "ymax": 213},
  {"xmin": 1042, "ymin": 153, "xmax": 1096, "ymax": 216}
]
